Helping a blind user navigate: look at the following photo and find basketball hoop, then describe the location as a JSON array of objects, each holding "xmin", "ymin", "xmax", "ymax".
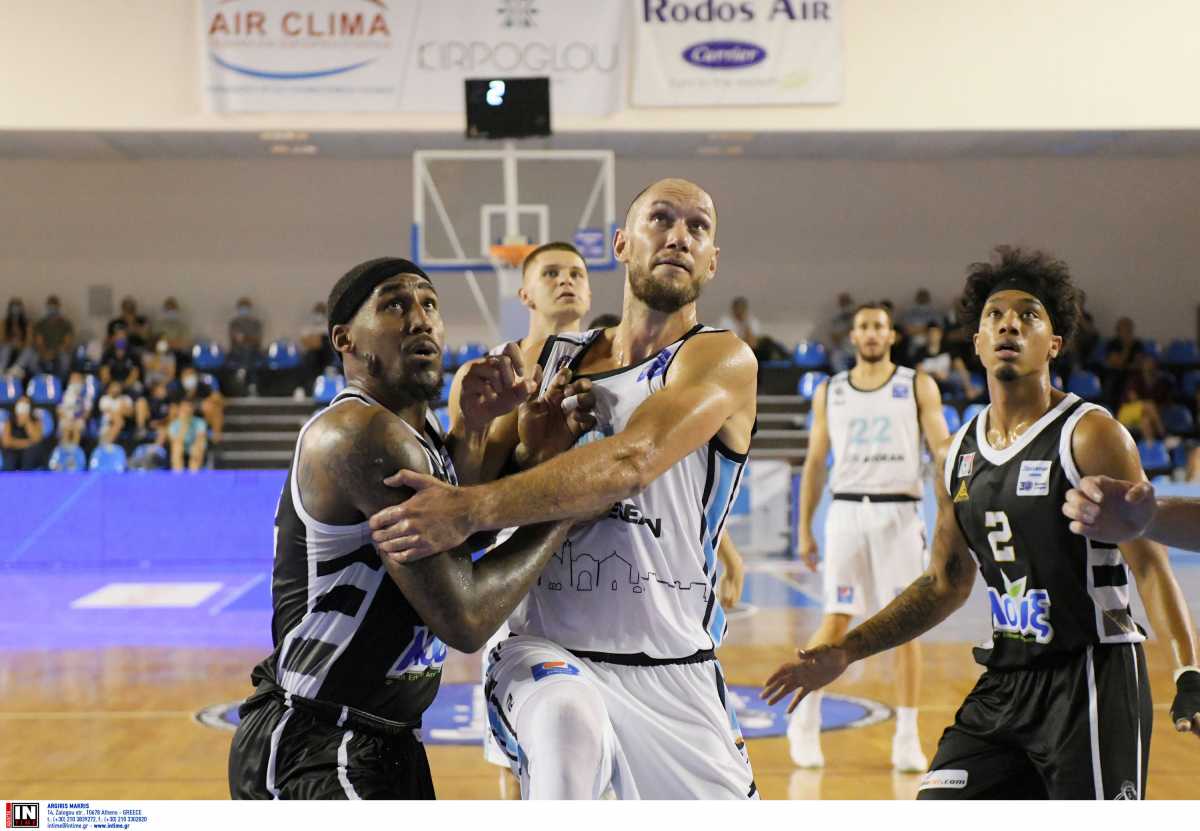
[{"xmin": 489, "ymin": 243, "xmax": 538, "ymax": 270}]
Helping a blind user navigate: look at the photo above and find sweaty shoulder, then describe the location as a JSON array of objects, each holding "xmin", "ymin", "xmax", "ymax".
[
  {"xmin": 669, "ymin": 329, "xmax": 757, "ymax": 380},
  {"xmin": 1070, "ymin": 408, "xmax": 1142, "ymax": 481}
]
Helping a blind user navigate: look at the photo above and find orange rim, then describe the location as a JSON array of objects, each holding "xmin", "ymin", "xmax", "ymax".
[{"xmin": 489, "ymin": 243, "xmax": 538, "ymax": 268}]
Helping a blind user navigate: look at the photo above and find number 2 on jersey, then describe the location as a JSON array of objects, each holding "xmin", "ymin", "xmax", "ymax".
[{"xmin": 985, "ymin": 511, "xmax": 1015, "ymax": 561}]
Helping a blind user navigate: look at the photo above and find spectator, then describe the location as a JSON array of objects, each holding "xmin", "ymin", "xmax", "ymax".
[
  {"xmin": 31, "ymin": 295, "xmax": 74, "ymax": 378},
  {"xmin": 144, "ymin": 380, "xmax": 174, "ymax": 446},
  {"xmin": 879, "ymin": 299, "xmax": 909, "ymax": 366},
  {"xmin": 168, "ymin": 400, "xmax": 208, "ymax": 472},
  {"xmin": 171, "ymin": 366, "xmax": 225, "ymax": 443},
  {"xmin": 107, "ymin": 296, "xmax": 150, "ymax": 351},
  {"xmin": 588, "ymin": 313, "xmax": 621, "ymax": 329},
  {"xmin": 98, "ymin": 336, "xmax": 141, "ymax": 392},
  {"xmin": 1103, "ymin": 317, "xmax": 1144, "ymax": 405},
  {"xmin": 56, "ymin": 372, "xmax": 95, "ymax": 447},
  {"xmin": 1, "ymin": 395, "xmax": 46, "ymax": 470},
  {"xmin": 142, "ymin": 338, "xmax": 177, "ymax": 388},
  {"xmin": 299, "ymin": 301, "xmax": 335, "ymax": 391},
  {"xmin": 156, "ymin": 297, "xmax": 192, "ymax": 364},
  {"xmin": 228, "ymin": 297, "xmax": 264, "ymax": 395},
  {"xmin": 1, "ymin": 298, "xmax": 32, "ymax": 375},
  {"xmin": 717, "ymin": 296, "xmax": 788, "ymax": 362},
  {"xmin": 828, "ymin": 292, "xmax": 856, "ymax": 374},
  {"xmin": 910, "ymin": 323, "xmax": 984, "ymax": 401},
  {"xmin": 1116, "ymin": 353, "xmax": 1172, "ymax": 441},
  {"xmin": 97, "ymin": 381, "xmax": 135, "ymax": 443},
  {"xmin": 1065, "ymin": 289, "xmax": 1100, "ymax": 372},
  {"xmin": 897, "ymin": 288, "xmax": 943, "ymax": 365}
]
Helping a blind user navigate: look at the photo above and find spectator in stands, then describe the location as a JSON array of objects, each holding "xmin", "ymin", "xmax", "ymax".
[
  {"xmin": 171, "ymin": 366, "xmax": 225, "ymax": 443},
  {"xmin": 299, "ymin": 301, "xmax": 335, "ymax": 392},
  {"xmin": 1187, "ymin": 447, "xmax": 1200, "ymax": 482},
  {"xmin": 107, "ymin": 296, "xmax": 150, "ymax": 350},
  {"xmin": 718, "ymin": 296, "xmax": 787, "ymax": 362},
  {"xmin": 897, "ymin": 288, "xmax": 943, "ymax": 365},
  {"xmin": 1116, "ymin": 353, "xmax": 1172, "ymax": 441},
  {"xmin": 1065, "ymin": 289, "xmax": 1100, "ymax": 373},
  {"xmin": 828, "ymin": 292, "xmax": 856, "ymax": 373},
  {"xmin": 98, "ymin": 335, "xmax": 142, "ymax": 392},
  {"xmin": 1, "ymin": 298, "xmax": 32, "ymax": 376},
  {"xmin": 144, "ymin": 380, "xmax": 174, "ymax": 446},
  {"xmin": 228, "ymin": 296, "xmax": 264, "ymax": 395},
  {"xmin": 588, "ymin": 313, "xmax": 621, "ymax": 329},
  {"xmin": 142, "ymin": 338, "xmax": 177, "ymax": 388},
  {"xmin": 1, "ymin": 395, "xmax": 46, "ymax": 471},
  {"xmin": 168, "ymin": 399, "xmax": 208, "ymax": 472},
  {"xmin": 97, "ymin": 380, "xmax": 135, "ymax": 444},
  {"xmin": 156, "ymin": 297, "xmax": 192, "ymax": 365},
  {"xmin": 31, "ymin": 295, "xmax": 74, "ymax": 378},
  {"xmin": 910, "ymin": 322, "xmax": 983, "ymax": 401},
  {"xmin": 56, "ymin": 371, "xmax": 94, "ymax": 448}
]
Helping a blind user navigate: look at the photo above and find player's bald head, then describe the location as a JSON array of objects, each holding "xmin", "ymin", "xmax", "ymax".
[{"xmin": 624, "ymin": 178, "xmax": 717, "ymax": 234}]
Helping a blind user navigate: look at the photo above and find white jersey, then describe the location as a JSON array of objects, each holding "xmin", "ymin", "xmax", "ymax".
[
  {"xmin": 825, "ymin": 365, "xmax": 923, "ymax": 498},
  {"xmin": 507, "ymin": 326, "xmax": 748, "ymax": 660}
]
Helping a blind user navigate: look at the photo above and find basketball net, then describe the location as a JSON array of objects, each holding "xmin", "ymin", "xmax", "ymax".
[{"xmin": 490, "ymin": 236, "xmax": 537, "ymax": 342}]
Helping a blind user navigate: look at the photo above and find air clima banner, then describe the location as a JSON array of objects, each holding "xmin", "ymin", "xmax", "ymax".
[
  {"xmin": 200, "ymin": 0, "xmax": 626, "ymax": 115},
  {"xmin": 631, "ymin": 0, "xmax": 842, "ymax": 107}
]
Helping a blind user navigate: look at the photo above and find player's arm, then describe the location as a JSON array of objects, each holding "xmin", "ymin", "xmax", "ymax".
[
  {"xmin": 1065, "ymin": 476, "xmax": 1200, "ymax": 552},
  {"xmin": 370, "ymin": 332, "xmax": 757, "ymax": 560},
  {"xmin": 763, "ymin": 436, "xmax": 975, "ymax": 710},
  {"xmin": 797, "ymin": 381, "xmax": 831, "ymax": 571},
  {"xmin": 1071, "ymin": 414, "xmax": 1200, "ymax": 735},
  {"xmin": 306, "ymin": 409, "xmax": 570, "ymax": 652},
  {"xmin": 716, "ymin": 534, "xmax": 746, "ymax": 610},
  {"xmin": 914, "ymin": 370, "xmax": 952, "ymax": 453}
]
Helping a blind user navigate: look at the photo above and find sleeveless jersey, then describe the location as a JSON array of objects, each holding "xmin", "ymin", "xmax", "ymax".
[
  {"xmin": 825, "ymin": 366, "xmax": 923, "ymax": 498},
  {"xmin": 943, "ymin": 393, "xmax": 1145, "ymax": 670},
  {"xmin": 248, "ymin": 388, "xmax": 458, "ymax": 725},
  {"xmin": 506, "ymin": 325, "xmax": 750, "ymax": 660}
]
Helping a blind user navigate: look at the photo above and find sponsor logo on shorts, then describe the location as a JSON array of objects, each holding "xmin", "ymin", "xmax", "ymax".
[
  {"xmin": 1017, "ymin": 460, "xmax": 1052, "ymax": 496},
  {"xmin": 957, "ymin": 452, "xmax": 975, "ymax": 478},
  {"xmin": 836, "ymin": 585, "xmax": 854, "ymax": 604},
  {"xmin": 919, "ymin": 769, "xmax": 968, "ymax": 790},
  {"xmin": 1114, "ymin": 781, "xmax": 1139, "ymax": 800},
  {"xmin": 988, "ymin": 573, "xmax": 1054, "ymax": 644},
  {"xmin": 531, "ymin": 661, "xmax": 581, "ymax": 681}
]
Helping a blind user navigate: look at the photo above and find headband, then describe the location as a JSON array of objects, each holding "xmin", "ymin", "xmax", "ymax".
[
  {"xmin": 327, "ymin": 258, "xmax": 430, "ymax": 337},
  {"xmin": 985, "ymin": 276, "xmax": 1056, "ymax": 331}
]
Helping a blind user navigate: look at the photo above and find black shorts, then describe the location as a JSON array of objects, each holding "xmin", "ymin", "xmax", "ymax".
[
  {"xmin": 918, "ymin": 643, "xmax": 1152, "ymax": 800},
  {"xmin": 228, "ymin": 693, "xmax": 435, "ymax": 800}
]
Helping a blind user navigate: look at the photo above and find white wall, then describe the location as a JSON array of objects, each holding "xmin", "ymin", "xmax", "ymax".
[
  {"xmin": 2, "ymin": 154, "xmax": 1198, "ymax": 348},
  {"xmin": 5, "ymin": 1, "xmax": 1200, "ymax": 131}
]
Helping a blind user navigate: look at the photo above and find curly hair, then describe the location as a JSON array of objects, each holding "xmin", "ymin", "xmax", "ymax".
[{"xmin": 958, "ymin": 246, "xmax": 1081, "ymax": 348}]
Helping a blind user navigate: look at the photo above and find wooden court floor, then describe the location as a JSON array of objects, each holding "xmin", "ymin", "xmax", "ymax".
[{"xmin": 2, "ymin": 606, "xmax": 1197, "ymax": 800}]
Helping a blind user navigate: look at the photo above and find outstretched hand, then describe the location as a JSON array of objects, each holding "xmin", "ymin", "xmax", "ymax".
[
  {"xmin": 1062, "ymin": 475, "xmax": 1156, "ymax": 544},
  {"xmin": 761, "ymin": 644, "xmax": 850, "ymax": 713},
  {"xmin": 516, "ymin": 366, "xmax": 598, "ymax": 468},
  {"xmin": 458, "ymin": 342, "xmax": 540, "ymax": 433}
]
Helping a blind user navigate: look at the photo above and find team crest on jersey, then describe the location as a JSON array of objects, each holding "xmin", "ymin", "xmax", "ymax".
[
  {"xmin": 957, "ymin": 452, "xmax": 975, "ymax": 478},
  {"xmin": 892, "ymin": 384, "xmax": 910, "ymax": 399},
  {"xmin": 1017, "ymin": 460, "xmax": 1053, "ymax": 496},
  {"xmin": 386, "ymin": 626, "xmax": 448, "ymax": 679},
  {"xmin": 988, "ymin": 573, "xmax": 1054, "ymax": 644},
  {"xmin": 953, "ymin": 481, "xmax": 970, "ymax": 503},
  {"xmin": 636, "ymin": 348, "xmax": 674, "ymax": 383}
]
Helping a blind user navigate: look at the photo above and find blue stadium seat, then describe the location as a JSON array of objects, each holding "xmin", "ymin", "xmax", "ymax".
[
  {"xmin": 0, "ymin": 409, "xmax": 7, "ymax": 426},
  {"xmin": 1162, "ymin": 404, "xmax": 1195, "ymax": 436},
  {"xmin": 130, "ymin": 443, "xmax": 168, "ymax": 469},
  {"xmin": 1183, "ymin": 371, "xmax": 1200, "ymax": 400},
  {"xmin": 1050, "ymin": 374, "xmax": 1064, "ymax": 391},
  {"xmin": 88, "ymin": 444, "xmax": 128, "ymax": 473},
  {"xmin": 792, "ymin": 341, "xmax": 828, "ymax": 370},
  {"xmin": 456, "ymin": 343, "xmax": 488, "ymax": 365},
  {"xmin": 805, "ymin": 408, "xmax": 814, "ymax": 430},
  {"xmin": 1164, "ymin": 339, "xmax": 1200, "ymax": 368},
  {"xmin": 0, "ymin": 377, "xmax": 20, "ymax": 406},
  {"xmin": 942, "ymin": 404, "xmax": 962, "ymax": 433},
  {"xmin": 26, "ymin": 374, "xmax": 63, "ymax": 406},
  {"xmin": 1171, "ymin": 445, "xmax": 1190, "ymax": 470},
  {"xmin": 265, "ymin": 339, "xmax": 302, "ymax": 371},
  {"xmin": 199, "ymin": 372, "xmax": 221, "ymax": 393},
  {"xmin": 1141, "ymin": 339, "xmax": 1160, "ymax": 360},
  {"xmin": 969, "ymin": 372, "xmax": 985, "ymax": 392},
  {"xmin": 48, "ymin": 445, "xmax": 86, "ymax": 472},
  {"xmin": 1067, "ymin": 370, "xmax": 1102, "ymax": 400},
  {"xmin": 312, "ymin": 374, "xmax": 345, "ymax": 404},
  {"xmin": 1138, "ymin": 440, "xmax": 1170, "ymax": 473},
  {"xmin": 37, "ymin": 409, "xmax": 55, "ymax": 439},
  {"xmin": 82, "ymin": 374, "xmax": 101, "ymax": 400},
  {"xmin": 72, "ymin": 343, "xmax": 98, "ymax": 373},
  {"xmin": 1086, "ymin": 340, "xmax": 1108, "ymax": 368},
  {"xmin": 192, "ymin": 340, "xmax": 226, "ymax": 371},
  {"xmin": 962, "ymin": 403, "xmax": 986, "ymax": 425},
  {"xmin": 796, "ymin": 371, "xmax": 828, "ymax": 401},
  {"xmin": 434, "ymin": 407, "xmax": 451, "ymax": 433}
]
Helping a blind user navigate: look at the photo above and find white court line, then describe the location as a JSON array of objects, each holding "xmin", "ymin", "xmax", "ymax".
[{"xmin": 208, "ymin": 573, "xmax": 268, "ymax": 616}]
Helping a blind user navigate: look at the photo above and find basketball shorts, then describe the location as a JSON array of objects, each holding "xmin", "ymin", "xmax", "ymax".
[
  {"xmin": 918, "ymin": 643, "xmax": 1152, "ymax": 800},
  {"xmin": 228, "ymin": 690, "xmax": 434, "ymax": 800},
  {"xmin": 484, "ymin": 635, "xmax": 758, "ymax": 800},
  {"xmin": 823, "ymin": 497, "xmax": 927, "ymax": 617},
  {"xmin": 481, "ymin": 621, "xmax": 512, "ymax": 767}
]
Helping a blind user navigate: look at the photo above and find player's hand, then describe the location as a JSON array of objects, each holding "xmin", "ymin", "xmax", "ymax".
[
  {"xmin": 514, "ymin": 366, "xmax": 597, "ymax": 468},
  {"xmin": 799, "ymin": 532, "xmax": 819, "ymax": 573},
  {"xmin": 458, "ymin": 343, "xmax": 539, "ymax": 433},
  {"xmin": 761, "ymin": 644, "xmax": 850, "ymax": 713},
  {"xmin": 1062, "ymin": 475, "xmax": 1156, "ymax": 544},
  {"xmin": 718, "ymin": 549, "xmax": 745, "ymax": 610},
  {"xmin": 370, "ymin": 471, "xmax": 476, "ymax": 563},
  {"xmin": 1171, "ymin": 669, "xmax": 1200, "ymax": 738}
]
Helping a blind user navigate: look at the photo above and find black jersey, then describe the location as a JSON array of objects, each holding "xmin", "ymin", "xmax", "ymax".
[
  {"xmin": 247, "ymin": 388, "xmax": 458, "ymax": 725},
  {"xmin": 944, "ymin": 393, "xmax": 1145, "ymax": 670}
]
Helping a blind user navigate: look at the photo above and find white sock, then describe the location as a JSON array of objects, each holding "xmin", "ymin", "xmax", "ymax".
[
  {"xmin": 515, "ymin": 681, "xmax": 613, "ymax": 800},
  {"xmin": 896, "ymin": 706, "xmax": 918, "ymax": 737},
  {"xmin": 793, "ymin": 690, "xmax": 823, "ymax": 732}
]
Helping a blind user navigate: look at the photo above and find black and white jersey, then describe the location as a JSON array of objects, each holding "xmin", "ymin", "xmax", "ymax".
[
  {"xmin": 943, "ymin": 393, "xmax": 1145, "ymax": 670},
  {"xmin": 248, "ymin": 387, "xmax": 458, "ymax": 725}
]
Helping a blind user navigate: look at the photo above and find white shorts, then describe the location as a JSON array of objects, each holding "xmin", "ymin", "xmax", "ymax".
[
  {"xmin": 481, "ymin": 622, "xmax": 511, "ymax": 767},
  {"xmin": 484, "ymin": 635, "xmax": 757, "ymax": 800},
  {"xmin": 823, "ymin": 497, "xmax": 928, "ymax": 617}
]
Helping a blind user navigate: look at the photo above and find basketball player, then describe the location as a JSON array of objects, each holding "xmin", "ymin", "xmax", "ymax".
[
  {"xmin": 762, "ymin": 247, "xmax": 1200, "ymax": 798},
  {"xmin": 227, "ymin": 257, "xmax": 594, "ymax": 799},
  {"xmin": 369, "ymin": 179, "xmax": 759, "ymax": 799},
  {"xmin": 788, "ymin": 303, "xmax": 950, "ymax": 772}
]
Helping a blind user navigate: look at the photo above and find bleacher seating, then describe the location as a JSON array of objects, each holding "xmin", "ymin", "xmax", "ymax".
[
  {"xmin": 48, "ymin": 445, "xmax": 86, "ymax": 472},
  {"xmin": 963, "ymin": 403, "xmax": 986, "ymax": 424},
  {"xmin": 0, "ymin": 377, "xmax": 20, "ymax": 406},
  {"xmin": 942, "ymin": 404, "xmax": 962, "ymax": 433},
  {"xmin": 797, "ymin": 371, "xmax": 828, "ymax": 401},
  {"xmin": 1162, "ymin": 404, "xmax": 1195, "ymax": 436},
  {"xmin": 455, "ymin": 343, "xmax": 488, "ymax": 367},
  {"xmin": 313, "ymin": 374, "xmax": 346, "ymax": 404},
  {"xmin": 1138, "ymin": 440, "xmax": 1171, "ymax": 476},
  {"xmin": 792, "ymin": 341, "xmax": 828, "ymax": 370},
  {"xmin": 199, "ymin": 372, "xmax": 221, "ymax": 393},
  {"xmin": 1067, "ymin": 370, "xmax": 1102, "ymax": 400},
  {"xmin": 1164, "ymin": 339, "xmax": 1200, "ymax": 368},
  {"xmin": 192, "ymin": 341, "xmax": 227, "ymax": 372},
  {"xmin": 27, "ymin": 374, "xmax": 63, "ymax": 406},
  {"xmin": 1182, "ymin": 370, "xmax": 1200, "ymax": 400},
  {"xmin": 88, "ymin": 444, "xmax": 128, "ymax": 473},
  {"xmin": 36, "ymin": 409, "xmax": 55, "ymax": 439},
  {"xmin": 265, "ymin": 339, "xmax": 302, "ymax": 371}
]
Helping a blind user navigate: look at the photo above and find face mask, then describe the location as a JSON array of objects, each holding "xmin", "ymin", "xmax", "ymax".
[
  {"xmin": 67, "ymin": 382, "xmax": 83, "ymax": 395},
  {"xmin": 9, "ymin": 304, "xmax": 22, "ymax": 316},
  {"xmin": 182, "ymin": 376, "xmax": 198, "ymax": 392},
  {"xmin": 156, "ymin": 341, "xmax": 170, "ymax": 355},
  {"xmin": 114, "ymin": 338, "xmax": 128, "ymax": 351},
  {"xmin": 162, "ymin": 309, "xmax": 178, "ymax": 321},
  {"xmin": 15, "ymin": 401, "xmax": 30, "ymax": 417},
  {"xmin": 46, "ymin": 305, "xmax": 59, "ymax": 317},
  {"xmin": 237, "ymin": 305, "xmax": 251, "ymax": 317}
]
